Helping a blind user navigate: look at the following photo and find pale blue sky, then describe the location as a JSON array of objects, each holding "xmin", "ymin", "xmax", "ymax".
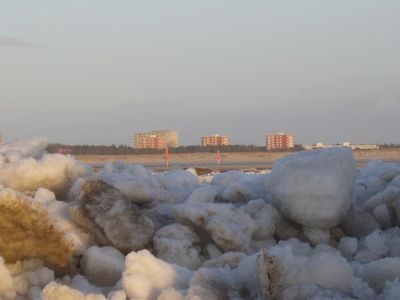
[{"xmin": 1, "ymin": 0, "xmax": 399, "ymax": 146}]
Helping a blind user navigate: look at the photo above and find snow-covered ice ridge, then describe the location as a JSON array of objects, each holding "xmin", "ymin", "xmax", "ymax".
[{"xmin": 1, "ymin": 138, "xmax": 400, "ymax": 300}]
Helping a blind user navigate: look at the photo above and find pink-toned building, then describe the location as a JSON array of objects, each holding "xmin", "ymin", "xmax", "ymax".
[
  {"xmin": 266, "ymin": 132, "xmax": 294, "ymax": 150},
  {"xmin": 133, "ymin": 134, "xmax": 166, "ymax": 150},
  {"xmin": 201, "ymin": 134, "xmax": 230, "ymax": 147},
  {"xmin": 133, "ymin": 130, "xmax": 178, "ymax": 149}
]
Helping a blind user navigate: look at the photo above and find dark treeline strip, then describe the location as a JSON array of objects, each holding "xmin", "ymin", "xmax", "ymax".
[
  {"xmin": 379, "ymin": 144, "xmax": 400, "ymax": 149},
  {"xmin": 47, "ymin": 144, "xmax": 305, "ymax": 155}
]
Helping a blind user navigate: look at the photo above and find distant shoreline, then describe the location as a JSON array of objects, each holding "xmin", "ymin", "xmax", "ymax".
[{"xmin": 76, "ymin": 149, "xmax": 400, "ymax": 166}]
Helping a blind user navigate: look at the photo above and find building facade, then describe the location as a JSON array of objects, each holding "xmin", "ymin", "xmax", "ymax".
[
  {"xmin": 266, "ymin": 132, "xmax": 295, "ymax": 150},
  {"xmin": 133, "ymin": 130, "xmax": 178, "ymax": 149},
  {"xmin": 150, "ymin": 130, "xmax": 179, "ymax": 148},
  {"xmin": 201, "ymin": 134, "xmax": 230, "ymax": 147}
]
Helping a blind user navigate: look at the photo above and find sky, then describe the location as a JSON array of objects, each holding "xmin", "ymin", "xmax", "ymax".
[{"xmin": 0, "ymin": 0, "xmax": 399, "ymax": 146}]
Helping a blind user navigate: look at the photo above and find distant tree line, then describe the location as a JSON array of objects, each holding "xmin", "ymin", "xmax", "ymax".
[
  {"xmin": 46, "ymin": 143, "xmax": 305, "ymax": 155},
  {"xmin": 379, "ymin": 143, "xmax": 400, "ymax": 149}
]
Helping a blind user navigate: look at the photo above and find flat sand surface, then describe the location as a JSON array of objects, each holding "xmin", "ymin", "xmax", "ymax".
[{"xmin": 76, "ymin": 149, "xmax": 400, "ymax": 165}]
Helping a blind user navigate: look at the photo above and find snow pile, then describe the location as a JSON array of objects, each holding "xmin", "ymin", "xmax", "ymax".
[
  {"xmin": 95, "ymin": 163, "xmax": 198, "ymax": 205},
  {"xmin": 0, "ymin": 137, "xmax": 48, "ymax": 162},
  {"xmin": 267, "ymin": 147, "xmax": 356, "ymax": 229},
  {"xmin": 1, "ymin": 137, "xmax": 400, "ymax": 299},
  {"xmin": 122, "ymin": 250, "xmax": 193, "ymax": 299}
]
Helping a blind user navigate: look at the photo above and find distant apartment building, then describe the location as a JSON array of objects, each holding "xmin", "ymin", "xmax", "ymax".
[
  {"xmin": 133, "ymin": 130, "xmax": 178, "ymax": 149},
  {"xmin": 266, "ymin": 132, "xmax": 295, "ymax": 150},
  {"xmin": 201, "ymin": 134, "xmax": 230, "ymax": 147},
  {"xmin": 151, "ymin": 130, "xmax": 179, "ymax": 148}
]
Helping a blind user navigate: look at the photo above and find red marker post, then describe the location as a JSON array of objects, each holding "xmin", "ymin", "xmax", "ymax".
[{"xmin": 165, "ymin": 143, "xmax": 169, "ymax": 167}]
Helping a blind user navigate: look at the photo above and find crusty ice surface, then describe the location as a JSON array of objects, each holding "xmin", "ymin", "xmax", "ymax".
[{"xmin": 1, "ymin": 137, "xmax": 400, "ymax": 299}]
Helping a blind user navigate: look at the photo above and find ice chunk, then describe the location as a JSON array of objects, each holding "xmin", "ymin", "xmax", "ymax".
[
  {"xmin": 281, "ymin": 283, "xmax": 354, "ymax": 300},
  {"xmin": 267, "ymin": 244, "xmax": 354, "ymax": 294},
  {"xmin": 96, "ymin": 165, "xmax": 198, "ymax": 205},
  {"xmin": 0, "ymin": 256, "xmax": 16, "ymax": 300},
  {"xmin": 338, "ymin": 237, "xmax": 358, "ymax": 258},
  {"xmin": 0, "ymin": 154, "xmax": 88, "ymax": 198},
  {"xmin": 363, "ymin": 230, "xmax": 388, "ymax": 256},
  {"xmin": 74, "ymin": 180, "xmax": 155, "ymax": 252},
  {"xmin": 221, "ymin": 180, "xmax": 252, "ymax": 202},
  {"xmin": 358, "ymin": 160, "xmax": 400, "ymax": 182},
  {"xmin": 186, "ymin": 267, "xmax": 238, "ymax": 299},
  {"xmin": 202, "ymin": 252, "xmax": 246, "ymax": 269},
  {"xmin": 173, "ymin": 203, "xmax": 256, "ymax": 252},
  {"xmin": 42, "ymin": 282, "xmax": 106, "ymax": 300},
  {"xmin": 389, "ymin": 174, "xmax": 400, "ymax": 188},
  {"xmin": 211, "ymin": 170, "xmax": 244, "ymax": 189},
  {"xmin": 153, "ymin": 223, "xmax": 204, "ymax": 270},
  {"xmin": 98, "ymin": 164, "xmax": 153, "ymax": 205},
  {"xmin": 351, "ymin": 277, "xmax": 376, "ymax": 300},
  {"xmin": 156, "ymin": 288, "xmax": 184, "ymax": 300},
  {"xmin": 142, "ymin": 204, "xmax": 176, "ymax": 232},
  {"xmin": 185, "ymin": 185, "xmax": 217, "ymax": 204},
  {"xmin": 27, "ymin": 286, "xmax": 42, "ymax": 300},
  {"xmin": 268, "ymin": 148, "xmax": 356, "ymax": 229},
  {"xmin": 354, "ymin": 249, "xmax": 381, "ymax": 263},
  {"xmin": 0, "ymin": 137, "xmax": 48, "ymax": 161},
  {"xmin": 70, "ymin": 274, "xmax": 104, "ymax": 295},
  {"xmin": 13, "ymin": 273, "xmax": 29, "ymax": 296},
  {"xmin": 107, "ymin": 290, "xmax": 127, "ymax": 300},
  {"xmin": 241, "ymin": 199, "xmax": 277, "ymax": 240},
  {"xmin": 0, "ymin": 188, "xmax": 74, "ymax": 267},
  {"xmin": 354, "ymin": 176, "xmax": 386, "ymax": 209},
  {"xmin": 205, "ymin": 243, "xmax": 222, "ymax": 259},
  {"xmin": 353, "ymin": 258, "xmax": 400, "ymax": 292},
  {"xmin": 81, "ymin": 246, "xmax": 125, "ymax": 287},
  {"xmin": 364, "ymin": 186, "xmax": 400, "ymax": 213},
  {"xmin": 303, "ymin": 227, "xmax": 330, "ymax": 245},
  {"xmin": 152, "ymin": 170, "xmax": 198, "ymax": 204},
  {"xmin": 212, "ymin": 171, "xmax": 268, "ymax": 202},
  {"xmin": 23, "ymin": 266, "xmax": 54, "ymax": 287},
  {"xmin": 341, "ymin": 210, "xmax": 380, "ymax": 238},
  {"xmin": 122, "ymin": 250, "xmax": 193, "ymax": 300},
  {"xmin": 381, "ymin": 279, "xmax": 400, "ymax": 300},
  {"xmin": 372, "ymin": 204, "xmax": 393, "ymax": 229}
]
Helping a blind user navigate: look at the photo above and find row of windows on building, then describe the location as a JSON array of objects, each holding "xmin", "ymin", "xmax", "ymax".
[{"xmin": 132, "ymin": 131, "xmax": 295, "ymax": 150}]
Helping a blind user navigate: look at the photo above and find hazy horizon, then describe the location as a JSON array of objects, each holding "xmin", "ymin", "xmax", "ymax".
[{"xmin": 1, "ymin": 1, "xmax": 399, "ymax": 146}]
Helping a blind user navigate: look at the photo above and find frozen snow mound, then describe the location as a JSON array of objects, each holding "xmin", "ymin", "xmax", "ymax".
[
  {"xmin": 94, "ymin": 163, "xmax": 199, "ymax": 205},
  {"xmin": 42, "ymin": 282, "xmax": 107, "ymax": 300},
  {"xmin": 0, "ymin": 153, "xmax": 88, "ymax": 198},
  {"xmin": 211, "ymin": 170, "xmax": 268, "ymax": 202},
  {"xmin": 358, "ymin": 160, "xmax": 400, "ymax": 183},
  {"xmin": 268, "ymin": 147, "xmax": 356, "ymax": 229},
  {"xmin": 122, "ymin": 249, "xmax": 193, "ymax": 300},
  {"xmin": 0, "ymin": 137, "xmax": 48, "ymax": 163}
]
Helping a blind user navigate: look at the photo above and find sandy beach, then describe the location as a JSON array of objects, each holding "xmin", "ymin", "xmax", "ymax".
[{"xmin": 76, "ymin": 149, "xmax": 400, "ymax": 165}]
